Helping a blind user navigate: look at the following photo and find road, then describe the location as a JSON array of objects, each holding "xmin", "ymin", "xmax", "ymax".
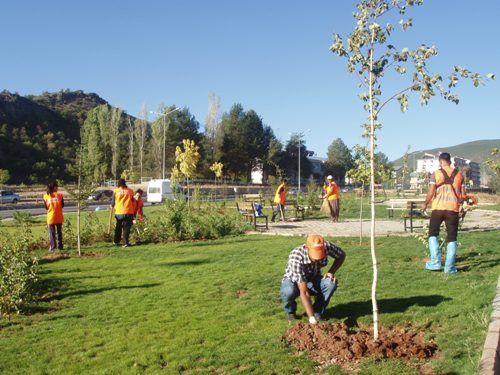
[{"xmin": 0, "ymin": 202, "xmax": 107, "ymax": 219}]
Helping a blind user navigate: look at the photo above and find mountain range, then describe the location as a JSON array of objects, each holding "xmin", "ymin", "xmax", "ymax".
[{"xmin": 392, "ymin": 139, "xmax": 500, "ymax": 167}]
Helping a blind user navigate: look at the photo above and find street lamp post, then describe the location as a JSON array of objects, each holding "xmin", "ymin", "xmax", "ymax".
[
  {"xmin": 150, "ymin": 107, "xmax": 180, "ymax": 179},
  {"xmin": 288, "ymin": 129, "xmax": 311, "ymax": 193}
]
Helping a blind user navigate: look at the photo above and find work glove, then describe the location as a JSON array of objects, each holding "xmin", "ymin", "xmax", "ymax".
[{"xmin": 308, "ymin": 316, "xmax": 318, "ymax": 325}]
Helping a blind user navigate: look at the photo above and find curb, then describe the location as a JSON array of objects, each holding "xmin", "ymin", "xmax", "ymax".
[{"xmin": 480, "ymin": 276, "xmax": 500, "ymax": 374}]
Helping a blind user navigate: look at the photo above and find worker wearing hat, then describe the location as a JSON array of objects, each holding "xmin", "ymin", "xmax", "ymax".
[
  {"xmin": 323, "ymin": 175, "xmax": 340, "ymax": 222},
  {"xmin": 280, "ymin": 234, "xmax": 346, "ymax": 323}
]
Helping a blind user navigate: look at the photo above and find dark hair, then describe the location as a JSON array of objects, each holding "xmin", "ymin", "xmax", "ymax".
[
  {"xmin": 117, "ymin": 178, "xmax": 127, "ymax": 188},
  {"xmin": 439, "ymin": 153, "xmax": 451, "ymax": 164},
  {"xmin": 47, "ymin": 181, "xmax": 58, "ymax": 194},
  {"xmin": 135, "ymin": 189, "xmax": 143, "ymax": 196},
  {"xmin": 282, "ymin": 178, "xmax": 288, "ymax": 183}
]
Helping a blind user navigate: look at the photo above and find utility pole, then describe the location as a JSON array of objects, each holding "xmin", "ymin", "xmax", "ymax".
[
  {"xmin": 288, "ymin": 129, "xmax": 311, "ymax": 193},
  {"xmin": 150, "ymin": 107, "xmax": 180, "ymax": 179}
]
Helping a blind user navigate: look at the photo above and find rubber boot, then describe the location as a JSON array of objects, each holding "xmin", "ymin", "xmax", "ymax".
[
  {"xmin": 444, "ymin": 241, "xmax": 458, "ymax": 273},
  {"xmin": 425, "ymin": 236, "xmax": 442, "ymax": 271}
]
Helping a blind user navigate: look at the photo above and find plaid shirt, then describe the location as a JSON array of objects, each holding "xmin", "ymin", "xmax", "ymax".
[{"xmin": 283, "ymin": 241, "xmax": 345, "ymax": 283}]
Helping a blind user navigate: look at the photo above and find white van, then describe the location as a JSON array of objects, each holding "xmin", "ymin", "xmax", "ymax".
[{"xmin": 147, "ymin": 179, "xmax": 173, "ymax": 204}]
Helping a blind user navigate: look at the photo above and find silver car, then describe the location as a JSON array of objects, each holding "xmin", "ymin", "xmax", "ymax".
[{"xmin": 0, "ymin": 190, "xmax": 20, "ymax": 204}]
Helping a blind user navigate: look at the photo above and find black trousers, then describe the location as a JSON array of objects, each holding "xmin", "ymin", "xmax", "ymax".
[
  {"xmin": 48, "ymin": 224, "xmax": 63, "ymax": 250},
  {"xmin": 428, "ymin": 210, "xmax": 459, "ymax": 242},
  {"xmin": 114, "ymin": 215, "xmax": 134, "ymax": 245}
]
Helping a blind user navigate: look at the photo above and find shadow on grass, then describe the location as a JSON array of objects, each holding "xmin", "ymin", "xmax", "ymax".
[
  {"xmin": 182, "ymin": 236, "xmax": 264, "ymax": 248},
  {"xmin": 455, "ymin": 251, "xmax": 500, "ymax": 272},
  {"xmin": 326, "ymin": 294, "xmax": 451, "ymax": 327},
  {"xmin": 45, "ymin": 283, "xmax": 162, "ymax": 301},
  {"xmin": 157, "ymin": 259, "xmax": 212, "ymax": 267}
]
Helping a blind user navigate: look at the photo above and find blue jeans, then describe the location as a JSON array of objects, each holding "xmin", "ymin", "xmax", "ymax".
[
  {"xmin": 280, "ymin": 275, "xmax": 337, "ymax": 316},
  {"xmin": 271, "ymin": 203, "xmax": 285, "ymax": 222}
]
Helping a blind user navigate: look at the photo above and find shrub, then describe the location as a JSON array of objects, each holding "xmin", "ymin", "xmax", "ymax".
[
  {"xmin": 12, "ymin": 211, "xmax": 38, "ymax": 225},
  {"xmin": 130, "ymin": 200, "xmax": 250, "ymax": 243},
  {"xmin": 0, "ymin": 230, "xmax": 38, "ymax": 317}
]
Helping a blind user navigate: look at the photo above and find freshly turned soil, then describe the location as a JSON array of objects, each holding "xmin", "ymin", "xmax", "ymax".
[{"xmin": 284, "ymin": 322, "xmax": 438, "ymax": 370}]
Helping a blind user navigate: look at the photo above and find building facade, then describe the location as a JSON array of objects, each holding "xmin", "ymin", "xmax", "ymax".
[{"xmin": 416, "ymin": 152, "xmax": 481, "ymax": 187}]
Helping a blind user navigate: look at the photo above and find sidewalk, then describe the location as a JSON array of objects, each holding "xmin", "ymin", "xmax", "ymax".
[{"xmin": 248, "ymin": 210, "xmax": 500, "ymax": 237}]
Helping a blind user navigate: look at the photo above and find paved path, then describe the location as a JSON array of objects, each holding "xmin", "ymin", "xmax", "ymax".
[{"xmin": 249, "ymin": 209, "xmax": 500, "ymax": 237}]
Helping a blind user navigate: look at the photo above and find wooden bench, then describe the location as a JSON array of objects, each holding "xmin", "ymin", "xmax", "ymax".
[
  {"xmin": 236, "ymin": 201, "xmax": 268, "ymax": 230},
  {"xmin": 404, "ymin": 200, "xmax": 425, "ymax": 233},
  {"xmin": 243, "ymin": 193, "xmax": 264, "ymax": 204},
  {"xmin": 386, "ymin": 199, "xmax": 408, "ymax": 218}
]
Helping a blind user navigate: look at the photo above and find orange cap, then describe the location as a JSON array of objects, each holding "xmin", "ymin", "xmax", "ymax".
[{"xmin": 306, "ymin": 234, "xmax": 326, "ymax": 261}]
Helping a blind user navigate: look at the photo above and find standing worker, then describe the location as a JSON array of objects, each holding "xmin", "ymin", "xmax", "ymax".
[
  {"xmin": 111, "ymin": 178, "xmax": 135, "ymax": 247},
  {"xmin": 421, "ymin": 153, "xmax": 465, "ymax": 273},
  {"xmin": 43, "ymin": 182, "xmax": 64, "ymax": 251},
  {"xmin": 271, "ymin": 178, "xmax": 287, "ymax": 222},
  {"xmin": 280, "ymin": 234, "xmax": 345, "ymax": 322},
  {"xmin": 133, "ymin": 189, "xmax": 145, "ymax": 223},
  {"xmin": 324, "ymin": 175, "xmax": 341, "ymax": 222}
]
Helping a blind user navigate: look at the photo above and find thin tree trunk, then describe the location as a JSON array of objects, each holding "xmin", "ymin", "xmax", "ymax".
[
  {"xmin": 359, "ymin": 182, "xmax": 364, "ymax": 245},
  {"xmin": 77, "ymin": 170, "xmax": 82, "ymax": 257},
  {"xmin": 368, "ymin": 40, "xmax": 379, "ymax": 341}
]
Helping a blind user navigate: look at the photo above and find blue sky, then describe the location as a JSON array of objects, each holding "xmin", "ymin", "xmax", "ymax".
[{"xmin": 1, "ymin": 0, "xmax": 498, "ymax": 160}]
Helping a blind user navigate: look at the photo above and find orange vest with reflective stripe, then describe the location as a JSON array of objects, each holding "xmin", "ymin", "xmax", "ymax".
[
  {"xmin": 431, "ymin": 166, "xmax": 463, "ymax": 212},
  {"xmin": 43, "ymin": 192, "xmax": 64, "ymax": 224},
  {"xmin": 113, "ymin": 187, "xmax": 135, "ymax": 215},
  {"xmin": 326, "ymin": 181, "xmax": 339, "ymax": 201},
  {"xmin": 274, "ymin": 183, "xmax": 286, "ymax": 205}
]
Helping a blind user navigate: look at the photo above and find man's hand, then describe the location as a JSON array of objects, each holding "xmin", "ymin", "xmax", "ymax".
[
  {"xmin": 324, "ymin": 273, "xmax": 338, "ymax": 286},
  {"xmin": 308, "ymin": 316, "xmax": 318, "ymax": 325}
]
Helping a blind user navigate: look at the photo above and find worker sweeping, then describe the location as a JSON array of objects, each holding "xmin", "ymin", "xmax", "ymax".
[
  {"xmin": 271, "ymin": 178, "xmax": 287, "ymax": 223},
  {"xmin": 43, "ymin": 181, "xmax": 64, "ymax": 251},
  {"xmin": 280, "ymin": 234, "xmax": 345, "ymax": 323},
  {"xmin": 421, "ymin": 152, "xmax": 465, "ymax": 273},
  {"xmin": 323, "ymin": 175, "xmax": 341, "ymax": 222},
  {"xmin": 111, "ymin": 178, "xmax": 135, "ymax": 247}
]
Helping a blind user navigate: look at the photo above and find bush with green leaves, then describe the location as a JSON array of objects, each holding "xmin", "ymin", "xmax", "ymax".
[
  {"xmin": 0, "ymin": 230, "xmax": 38, "ymax": 317},
  {"xmin": 130, "ymin": 199, "xmax": 250, "ymax": 243},
  {"xmin": 12, "ymin": 211, "xmax": 38, "ymax": 225}
]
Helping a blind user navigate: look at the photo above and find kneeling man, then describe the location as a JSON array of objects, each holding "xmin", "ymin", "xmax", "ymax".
[{"xmin": 280, "ymin": 234, "xmax": 346, "ymax": 324}]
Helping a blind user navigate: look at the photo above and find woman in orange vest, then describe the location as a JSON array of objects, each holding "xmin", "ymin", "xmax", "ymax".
[
  {"xmin": 422, "ymin": 153, "xmax": 465, "ymax": 273},
  {"xmin": 43, "ymin": 181, "xmax": 64, "ymax": 251},
  {"xmin": 271, "ymin": 178, "xmax": 287, "ymax": 222},
  {"xmin": 323, "ymin": 175, "xmax": 341, "ymax": 222},
  {"xmin": 111, "ymin": 178, "xmax": 135, "ymax": 247},
  {"xmin": 133, "ymin": 189, "xmax": 145, "ymax": 223}
]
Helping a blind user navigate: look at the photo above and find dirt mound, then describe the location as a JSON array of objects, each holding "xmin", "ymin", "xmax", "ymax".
[{"xmin": 284, "ymin": 322, "xmax": 437, "ymax": 370}]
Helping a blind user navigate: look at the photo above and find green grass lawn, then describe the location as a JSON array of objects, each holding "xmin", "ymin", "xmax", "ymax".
[
  {"xmin": 1, "ymin": 231, "xmax": 498, "ymax": 374},
  {"xmin": 479, "ymin": 203, "xmax": 500, "ymax": 211}
]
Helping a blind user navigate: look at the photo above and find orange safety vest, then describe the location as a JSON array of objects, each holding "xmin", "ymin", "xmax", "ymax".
[
  {"xmin": 326, "ymin": 181, "xmax": 339, "ymax": 201},
  {"xmin": 274, "ymin": 183, "xmax": 286, "ymax": 205},
  {"xmin": 431, "ymin": 166, "xmax": 463, "ymax": 212},
  {"xmin": 43, "ymin": 192, "xmax": 64, "ymax": 224},
  {"xmin": 113, "ymin": 187, "xmax": 135, "ymax": 215}
]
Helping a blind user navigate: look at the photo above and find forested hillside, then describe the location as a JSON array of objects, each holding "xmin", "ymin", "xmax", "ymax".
[{"xmin": 0, "ymin": 90, "xmax": 107, "ymax": 183}]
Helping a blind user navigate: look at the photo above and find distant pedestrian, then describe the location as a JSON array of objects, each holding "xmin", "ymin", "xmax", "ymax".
[
  {"xmin": 111, "ymin": 179, "xmax": 135, "ymax": 247},
  {"xmin": 43, "ymin": 181, "xmax": 64, "ymax": 251},
  {"xmin": 323, "ymin": 175, "xmax": 340, "ymax": 222},
  {"xmin": 271, "ymin": 178, "xmax": 287, "ymax": 222},
  {"xmin": 133, "ymin": 189, "xmax": 144, "ymax": 223}
]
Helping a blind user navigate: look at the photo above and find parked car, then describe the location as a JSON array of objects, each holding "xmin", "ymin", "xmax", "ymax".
[
  {"xmin": 87, "ymin": 189, "xmax": 113, "ymax": 201},
  {"xmin": 0, "ymin": 190, "xmax": 20, "ymax": 204},
  {"xmin": 341, "ymin": 186, "xmax": 354, "ymax": 193}
]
